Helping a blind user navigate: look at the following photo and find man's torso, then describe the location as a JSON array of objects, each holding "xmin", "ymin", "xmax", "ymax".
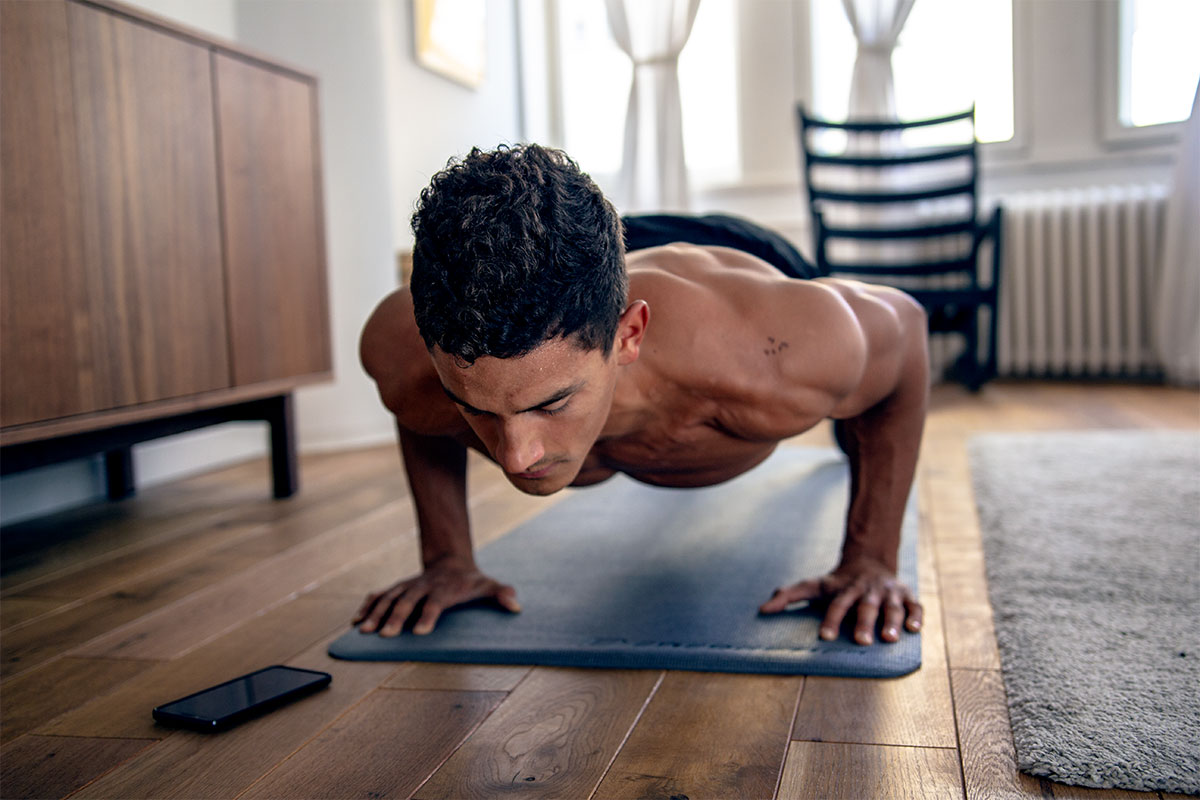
[{"xmin": 363, "ymin": 244, "xmax": 913, "ymax": 489}]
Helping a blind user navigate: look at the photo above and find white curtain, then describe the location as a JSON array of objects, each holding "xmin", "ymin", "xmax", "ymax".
[
  {"xmin": 841, "ymin": 0, "xmax": 917, "ymax": 119},
  {"xmin": 604, "ymin": 0, "xmax": 701, "ymax": 212},
  {"xmin": 1154, "ymin": 79, "xmax": 1200, "ymax": 385}
]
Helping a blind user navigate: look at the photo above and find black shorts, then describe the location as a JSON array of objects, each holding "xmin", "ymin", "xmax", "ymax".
[{"xmin": 621, "ymin": 213, "xmax": 819, "ymax": 280}]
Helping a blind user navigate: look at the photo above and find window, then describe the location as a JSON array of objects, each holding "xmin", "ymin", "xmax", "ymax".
[
  {"xmin": 552, "ymin": 0, "xmax": 738, "ymax": 184},
  {"xmin": 1118, "ymin": 0, "xmax": 1200, "ymax": 128},
  {"xmin": 809, "ymin": 0, "xmax": 1015, "ymax": 144}
]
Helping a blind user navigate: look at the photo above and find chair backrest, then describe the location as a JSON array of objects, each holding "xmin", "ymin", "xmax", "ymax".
[{"xmin": 796, "ymin": 105, "xmax": 982, "ymax": 286}]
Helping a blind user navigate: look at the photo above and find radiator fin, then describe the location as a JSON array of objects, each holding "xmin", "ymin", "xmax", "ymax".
[{"xmin": 994, "ymin": 185, "xmax": 1167, "ymax": 379}]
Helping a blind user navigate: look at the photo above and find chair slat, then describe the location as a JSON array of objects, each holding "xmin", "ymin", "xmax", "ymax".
[
  {"xmin": 821, "ymin": 219, "xmax": 977, "ymax": 240},
  {"xmin": 826, "ymin": 257, "xmax": 976, "ymax": 277},
  {"xmin": 799, "ymin": 107, "xmax": 974, "ymax": 132},
  {"xmin": 804, "ymin": 145, "xmax": 975, "ymax": 168},
  {"xmin": 810, "ymin": 182, "xmax": 976, "ymax": 204}
]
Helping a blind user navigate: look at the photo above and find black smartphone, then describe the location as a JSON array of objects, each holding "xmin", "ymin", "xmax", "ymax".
[{"xmin": 152, "ymin": 665, "xmax": 331, "ymax": 732}]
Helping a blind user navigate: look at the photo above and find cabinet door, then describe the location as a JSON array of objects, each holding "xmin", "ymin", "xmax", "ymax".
[
  {"xmin": 68, "ymin": 1, "xmax": 231, "ymax": 410},
  {"xmin": 215, "ymin": 53, "xmax": 332, "ymax": 387},
  {"xmin": 1, "ymin": 0, "xmax": 98, "ymax": 427}
]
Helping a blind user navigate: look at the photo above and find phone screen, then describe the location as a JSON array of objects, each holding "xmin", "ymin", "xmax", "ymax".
[{"xmin": 154, "ymin": 666, "xmax": 330, "ymax": 730}]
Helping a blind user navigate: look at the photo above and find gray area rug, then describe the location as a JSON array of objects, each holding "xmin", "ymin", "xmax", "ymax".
[{"xmin": 969, "ymin": 430, "xmax": 1200, "ymax": 795}]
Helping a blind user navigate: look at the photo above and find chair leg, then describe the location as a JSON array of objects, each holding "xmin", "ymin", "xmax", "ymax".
[
  {"xmin": 984, "ymin": 300, "xmax": 1000, "ymax": 384},
  {"xmin": 945, "ymin": 307, "xmax": 987, "ymax": 392}
]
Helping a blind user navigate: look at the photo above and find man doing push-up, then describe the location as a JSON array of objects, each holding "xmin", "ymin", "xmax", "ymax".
[{"xmin": 355, "ymin": 144, "xmax": 926, "ymax": 646}]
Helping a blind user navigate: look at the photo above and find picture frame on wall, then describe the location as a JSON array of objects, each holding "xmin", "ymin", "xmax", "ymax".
[{"xmin": 413, "ymin": 0, "xmax": 486, "ymax": 89}]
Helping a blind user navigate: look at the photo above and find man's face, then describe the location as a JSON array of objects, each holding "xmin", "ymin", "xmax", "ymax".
[{"xmin": 430, "ymin": 337, "xmax": 621, "ymax": 496}]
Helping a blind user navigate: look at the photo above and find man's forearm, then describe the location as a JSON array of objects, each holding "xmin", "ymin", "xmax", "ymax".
[
  {"xmin": 836, "ymin": 353, "xmax": 928, "ymax": 572},
  {"xmin": 397, "ymin": 426, "xmax": 473, "ymax": 567}
]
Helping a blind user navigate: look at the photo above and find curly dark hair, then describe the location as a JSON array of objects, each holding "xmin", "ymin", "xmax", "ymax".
[{"xmin": 409, "ymin": 144, "xmax": 627, "ymax": 364}]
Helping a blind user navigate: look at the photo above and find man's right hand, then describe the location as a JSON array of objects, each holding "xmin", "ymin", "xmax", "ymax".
[{"xmin": 353, "ymin": 556, "xmax": 521, "ymax": 636}]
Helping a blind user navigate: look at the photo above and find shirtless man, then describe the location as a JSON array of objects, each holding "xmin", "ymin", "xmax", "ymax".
[{"xmin": 355, "ymin": 144, "xmax": 926, "ymax": 647}]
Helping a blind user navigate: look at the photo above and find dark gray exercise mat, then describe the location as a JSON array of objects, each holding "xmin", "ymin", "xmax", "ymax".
[{"xmin": 328, "ymin": 446, "xmax": 921, "ymax": 677}]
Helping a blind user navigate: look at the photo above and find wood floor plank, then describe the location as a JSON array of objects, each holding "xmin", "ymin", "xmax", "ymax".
[
  {"xmin": 383, "ymin": 663, "xmax": 532, "ymax": 692},
  {"xmin": 414, "ymin": 667, "xmax": 663, "ymax": 800},
  {"xmin": 68, "ymin": 501, "xmax": 409, "ymax": 661},
  {"xmin": 591, "ymin": 671, "xmax": 802, "ymax": 800},
  {"xmin": 310, "ymin": 479, "xmax": 563, "ymax": 602},
  {"xmin": 69, "ymin": 636, "xmax": 401, "ymax": 799},
  {"xmin": 776, "ymin": 741, "xmax": 962, "ymax": 800},
  {"xmin": 0, "ymin": 445, "xmax": 402, "ymax": 598},
  {"xmin": 791, "ymin": 593, "xmax": 956, "ymax": 749},
  {"xmin": 1, "ymin": 541, "xmax": 265, "ymax": 680},
  {"xmin": 951, "ymin": 666, "xmax": 1046, "ymax": 799},
  {"xmin": 0, "ymin": 480, "xmax": 396, "ymax": 678},
  {"xmin": 2, "ymin": 475, "xmax": 407, "ymax": 680},
  {"xmin": 940, "ymin": 601, "xmax": 1002, "ymax": 672},
  {"xmin": 36, "ymin": 594, "xmax": 349, "ymax": 740},
  {"xmin": 0, "ymin": 656, "xmax": 153, "ymax": 745},
  {"xmin": 8, "ymin": 473, "xmax": 396, "ymax": 604},
  {"xmin": 0, "ymin": 487, "xmax": 262, "ymax": 594},
  {"xmin": 240, "ymin": 688, "xmax": 506, "ymax": 800},
  {"xmin": 72, "ymin": 464, "xmax": 535, "ymax": 664},
  {"xmin": 0, "ymin": 735, "xmax": 152, "ymax": 800},
  {"xmin": 5, "ymin": 518, "xmax": 266, "ymax": 606},
  {"xmin": 0, "ymin": 597, "xmax": 62, "ymax": 630}
]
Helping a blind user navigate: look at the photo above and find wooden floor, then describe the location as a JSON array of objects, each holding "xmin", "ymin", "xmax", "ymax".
[{"xmin": 1, "ymin": 381, "xmax": 1196, "ymax": 800}]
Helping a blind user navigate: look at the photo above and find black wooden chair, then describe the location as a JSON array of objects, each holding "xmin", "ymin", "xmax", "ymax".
[{"xmin": 796, "ymin": 105, "xmax": 1003, "ymax": 390}]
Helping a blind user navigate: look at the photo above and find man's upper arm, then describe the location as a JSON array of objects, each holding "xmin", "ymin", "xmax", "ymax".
[
  {"xmin": 822, "ymin": 281, "xmax": 928, "ymax": 419},
  {"xmin": 774, "ymin": 281, "xmax": 869, "ymax": 410},
  {"xmin": 359, "ymin": 289, "xmax": 464, "ymax": 436}
]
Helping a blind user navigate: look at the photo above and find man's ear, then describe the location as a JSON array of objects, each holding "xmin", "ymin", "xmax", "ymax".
[{"xmin": 613, "ymin": 300, "xmax": 649, "ymax": 366}]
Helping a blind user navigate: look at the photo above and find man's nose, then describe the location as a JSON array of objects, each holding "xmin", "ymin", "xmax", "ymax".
[{"xmin": 495, "ymin": 418, "xmax": 545, "ymax": 474}]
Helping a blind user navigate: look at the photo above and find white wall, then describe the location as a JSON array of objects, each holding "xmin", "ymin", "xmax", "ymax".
[
  {"xmin": 381, "ymin": 0, "xmax": 525, "ymax": 254},
  {"xmin": 235, "ymin": 0, "xmax": 401, "ymax": 454}
]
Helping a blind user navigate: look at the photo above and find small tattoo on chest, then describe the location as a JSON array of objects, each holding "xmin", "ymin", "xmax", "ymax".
[{"xmin": 763, "ymin": 336, "xmax": 790, "ymax": 356}]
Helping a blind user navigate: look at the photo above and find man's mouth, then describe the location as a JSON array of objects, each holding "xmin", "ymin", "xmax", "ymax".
[{"xmin": 516, "ymin": 463, "xmax": 556, "ymax": 480}]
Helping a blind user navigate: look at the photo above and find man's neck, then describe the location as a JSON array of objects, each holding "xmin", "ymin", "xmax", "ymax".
[{"xmin": 599, "ymin": 359, "xmax": 656, "ymax": 440}]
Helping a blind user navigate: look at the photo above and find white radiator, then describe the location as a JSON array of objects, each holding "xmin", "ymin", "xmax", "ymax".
[{"xmin": 994, "ymin": 184, "xmax": 1168, "ymax": 379}]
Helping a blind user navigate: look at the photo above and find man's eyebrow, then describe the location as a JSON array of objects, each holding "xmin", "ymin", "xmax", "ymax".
[
  {"xmin": 441, "ymin": 382, "xmax": 584, "ymax": 415},
  {"xmin": 441, "ymin": 385, "xmax": 482, "ymax": 414},
  {"xmin": 519, "ymin": 382, "xmax": 584, "ymax": 413}
]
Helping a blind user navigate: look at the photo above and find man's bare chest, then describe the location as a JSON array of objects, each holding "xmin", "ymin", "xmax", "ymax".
[{"xmin": 583, "ymin": 418, "xmax": 778, "ymax": 488}]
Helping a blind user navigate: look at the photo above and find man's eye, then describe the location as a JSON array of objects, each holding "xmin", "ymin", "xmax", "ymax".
[
  {"xmin": 540, "ymin": 401, "xmax": 568, "ymax": 416},
  {"xmin": 459, "ymin": 405, "xmax": 488, "ymax": 417}
]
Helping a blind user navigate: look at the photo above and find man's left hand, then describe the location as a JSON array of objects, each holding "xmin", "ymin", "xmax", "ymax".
[{"xmin": 758, "ymin": 556, "xmax": 923, "ymax": 645}]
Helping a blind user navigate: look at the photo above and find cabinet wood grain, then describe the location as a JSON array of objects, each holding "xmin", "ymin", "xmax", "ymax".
[
  {"xmin": 68, "ymin": 1, "xmax": 231, "ymax": 409},
  {"xmin": 1, "ymin": 0, "xmax": 331, "ymax": 488},
  {"xmin": 215, "ymin": 53, "xmax": 332, "ymax": 386},
  {"xmin": 0, "ymin": 0, "xmax": 95, "ymax": 426}
]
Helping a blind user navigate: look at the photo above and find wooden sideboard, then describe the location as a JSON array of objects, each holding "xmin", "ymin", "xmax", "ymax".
[{"xmin": 1, "ymin": 0, "xmax": 332, "ymax": 499}]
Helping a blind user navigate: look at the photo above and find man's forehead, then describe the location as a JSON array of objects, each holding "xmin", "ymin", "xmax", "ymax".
[{"xmin": 430, "ymin": 339, "xmax": 601, "ymax": 407}]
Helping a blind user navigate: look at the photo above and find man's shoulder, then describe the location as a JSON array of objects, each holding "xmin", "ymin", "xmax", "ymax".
[
  {"xmin": 360, "ymin": 288, "xmax": 420, "ymax": 382},
  {"xmin": 629, "ymin": 264, "xmax": 868, "ymax": 435},
  {"xmin": 359, "ymin": 288, "xmax": 465, "ymax": 435}
]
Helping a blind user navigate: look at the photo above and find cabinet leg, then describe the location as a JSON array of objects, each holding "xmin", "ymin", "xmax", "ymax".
[
  {"xmin": 267, "ymin": 394, "xmax": 298, "ymax": 499},
  {"xmin": 105, "ymin": 447, "xmax": 136, "ymax": 500}
]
